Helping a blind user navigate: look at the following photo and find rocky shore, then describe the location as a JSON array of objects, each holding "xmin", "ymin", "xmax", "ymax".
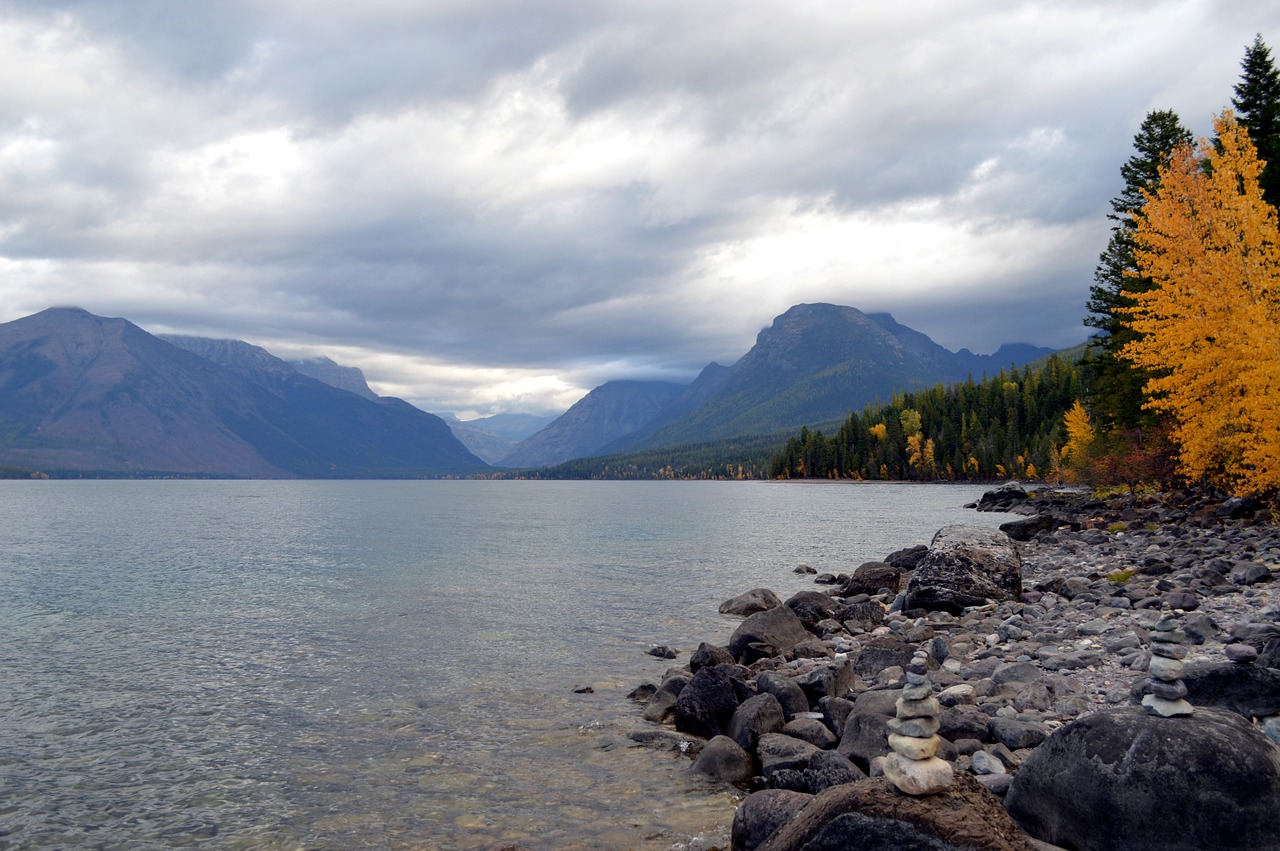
[{"xmin": 627, "ymin": 484, "xmax": 1280, "ymax": 851}]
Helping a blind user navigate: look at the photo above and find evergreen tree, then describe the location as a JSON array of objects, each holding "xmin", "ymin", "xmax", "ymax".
[
  {"xmin": 1084, "ymin": 109, "xmax": 1192, "ymax": 429},
  {"xmin": 1232, "ymin": 34, "xmax": 1280, "ymax": 205}
]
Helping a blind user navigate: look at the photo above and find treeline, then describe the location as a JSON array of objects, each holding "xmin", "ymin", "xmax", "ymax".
[
  {"xmin": 769, "ymin": 356, "xmax": 1082, "ymax": 482},
  {"xmin": 482, "ymin": 431, "xmax": 792, "ymax": 480}
]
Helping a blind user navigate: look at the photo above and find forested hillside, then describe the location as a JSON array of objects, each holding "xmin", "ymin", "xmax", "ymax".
[{"xmin": 769, "ymin": 356, "xmax": 1082, "ymax": 481}]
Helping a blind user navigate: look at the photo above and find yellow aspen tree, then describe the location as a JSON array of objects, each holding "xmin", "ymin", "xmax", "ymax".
[
  {"xmin": 1063, "ymin": 400, "xmax": 1095, "ymax": 483},
  {"xmin": 1123, "ymin": 111, "xmax": 1280, "ymax": 495}
]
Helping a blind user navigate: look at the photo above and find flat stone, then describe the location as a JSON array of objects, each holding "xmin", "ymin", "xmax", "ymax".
[
  {"xmin": 1225, "ymin": 643, "xmax": 1259, "ymax": 663},
  {"xmin": 901, "ymin": 682, "xmax": 932, "ymax": 701},
  {"xmin": 971, "ymin": 750, "xmax": 1007, "ymax": 776},
  {"xmin": 1142, "ymin": 694, "xmax": 1194, "ymax": 717},
  {"xmin": 1146, "ymin": 654, "xmax": 1184, "ymax": 681},
  {"xmin": 886, "ymin": 716, "xmax": 941, "ymax": 739},
  {"xmin": 1149, "ymin": 641, "xmax": 1188, "ymax": 659},
  {"xmin": 896, "ymin": 696, "xmax": 941, "ymax": 719},
  {"xmin": 1145, "ymin": 678, "xmax": 1189, "ymax": 700},
  {"xmin": 888, "ymin": 733, "xmax": 941, "ymax": 760},
  {"xmin": 883, "ymin": 753, "xmax": 955, "ymax": 796}
]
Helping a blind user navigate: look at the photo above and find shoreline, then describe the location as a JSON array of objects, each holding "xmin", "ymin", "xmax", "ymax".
[{"xmin": 623, "ymin": 484, "xmax": 1280, "ymax": 851}]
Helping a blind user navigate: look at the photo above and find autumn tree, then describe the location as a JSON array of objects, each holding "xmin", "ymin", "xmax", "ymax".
[
  {"xmin": 1123, "ymin": 112, "xmax": 1280, "ymax": 495},
  {"xmin": 1085, "ymin": 110, "xmax": 1193, "ymax": 430},
  {"xmin": 1233, "ymin": 34, "xmax": 1280, "ymax": 205}
]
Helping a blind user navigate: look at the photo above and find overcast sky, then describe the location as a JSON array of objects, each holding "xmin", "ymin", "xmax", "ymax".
[{"xmin": 1, "ymin": 1, "xmax": 1276, "ymax": 417}]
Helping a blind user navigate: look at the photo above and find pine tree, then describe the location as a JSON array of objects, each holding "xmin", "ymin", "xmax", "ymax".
[
  {"xmin": 1232, "ymin": 34, "xmax": 1280, "ymax": 205},
  {"xmin": 1124, "ymin": 112, "xmax": 1280, "ymax": 495},
  {"xmin": 1084, "ymin": 110, "xmax": 1192, "ymax": 429}
]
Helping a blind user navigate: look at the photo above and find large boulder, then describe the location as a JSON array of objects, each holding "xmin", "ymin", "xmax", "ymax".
[
  {"xmin": 1126, "ymin": 661, "xmax": 1280, "ymax": 718},
  {"xmin": 785, "ymin": 591, "xmax": 839, "ymax": 631},
  {"xmin": 729, "ymin": 604, "xmax": 812, "ymax": 664},
  {"xmin": 841, "ymin": 562, "xmax": 905, "ymax": 596},
  {"xmin": 721, "ymin": 588, "xmax": 783, "ymax": 616},
  {"xmin": 753, "ymin": 773, "xmax": 1036, "ymax": 851},
  {"xmin": 904, "ymin": 526, "xmax": 1022, "ymax": 615},
  {"xmin": 732, "ymin": 789, "xmax": 814, "ymax": 851},
  {"xmin": 690, "ymin": 641, "xmax": 736, "ymax": 674},
  {"xmin": 998, "ymin": 513, "xmax": 1056, "ymax": 542},
  {"xmin": 975, "ymin": 482, "xmax": 1030, "ymax": 512},
  {"xmin": 756, "ymin": 671, "xmax": 812, "ymax": 721},
  {"xmin": 728, "ymin": 692, "xmax": 787, "ymax": 751},
  {"xmin": 1005, "ymin": 706, "xmax": 1280, "ymax": 851},
  {"xmin": 692, "ymin": 735, "xmax": 755, "ymax": 785},
  {"xmin": 837, "ymin": 688, "xmax": 900, "ymax": 768},
  {"xmin": 675, "ymin": 664, "xmax": 746, "ymax": 739}
]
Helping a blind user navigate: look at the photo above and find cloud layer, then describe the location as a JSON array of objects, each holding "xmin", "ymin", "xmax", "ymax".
[{"xmin": 1, "ymin": 1, "xmax": 1275, "ymax": 415}]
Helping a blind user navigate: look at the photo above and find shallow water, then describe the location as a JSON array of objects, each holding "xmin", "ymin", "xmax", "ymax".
[{"xmin": 0, "ymin": 480, "xmax": 1005, "ymax": 849}]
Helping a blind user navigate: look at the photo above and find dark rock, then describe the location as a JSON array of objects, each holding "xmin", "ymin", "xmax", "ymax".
[
  {"xmin": 690, "ymin": 641, "xmax": 735, "ymax": 674},
  {"xmin": 904, "ymin": 525, "xmax": 1023, "ymax": 615},
  {"xmin": 976, "ymin": 482, "xmax": 1030, "ymax": 512},
  {"xmin": 785, "ymin": 591, "xmax": 839, "ymax": 631},
  {"xmin": 728, "ymin": 692, "xmax": 787, "ymax": 752},
  {"xmin": 731, "ymin": 789, "xmax": 813, "ymax": 851},
  {"xmin": 818, "ymin": 696, "xmax": 855, "ymax": 737},
  {"xmin": 999, "ymin": 513, "xmax": 1056, "ymax": 542},
  {"xmin": 837, "ymin": 688, "xmax": 899, "ymax": 768},
  {"xmin": 627, "ymin": 729, "xmax": 705, "ymax": 754},
  {"xmin": 628, "ymin": 683, "xmax": 657, "ymax": 702},
  {"xmin": 722, "ymin": 588, "xmax": 784, "ymax": 616},
  {"xmin": 756, "ymin": 672, "xmax": 812, "ymax": 721},
  {"xmin": 766, "ymin": 750, "xmax": 868, "ymax": 795},
  {"xmin": 754, "ymin": 773, "xmax": 1037, "ymax": 851},
  {"xmin": 675, "ymin": 665, "xmax": 744, "ymax": 739},
  {"xmin": 647, "ymin": 645, "xmax": 678, "ymax": 659},
  {"xmin": 1005, "ymin": 707, "xmax": 1280, "ymax": 851},
  {"xmin": 757, "ymin": 733, "xmax": 820, "ymax": 777},
  {"xmin": 1224, "ymin": 643, "xmax": 1260, "ymax": 663},
  {"xmin": 794, "ymin": 659, "xmax": 854, "ymax": 705},
  {"xmin": 841, "ymin": 562, "xmax": 904, "ymax": 596},
  {"xmin": 1230, "ymin": 562, "xmax": 1273, "ymax": 586},
  {"xmin": 852, "ymin": 636, "xmax": 915, "ymax": 678},
  {"xmin": 781, "ymin": 717, "xmax": 838, "ymax": 750},
  {"xmin": 884, "ymin": 544, "xmax": 929, "ymax": 569},
  {"xmin": 792, "ymin": 636, "xmax": 833, "ymax": 660},
  {"xmin": 730, "ymin": 605, "xmax": 812, "ymax": 664},
  {"xmin": 987, "ymin": 717, "xmax": 1049, "ymax": 750},
  {"xmin": 642, "ymin": 673, "xmax": 690, "ymax": 723},
  {"xmin": 692, "ymin": 735, "xmax": 755, "ymax": 785},
  {"xmin": 832, "ymin": 599, "xmax": 884, "ymax": 631},
  {"xmin": 1178, "ymin": 661, "xmax": 1280, "ymax": 718},
  {"xmin": 938, "ymin": 705, "xmax": 992, "ymax": 743}
]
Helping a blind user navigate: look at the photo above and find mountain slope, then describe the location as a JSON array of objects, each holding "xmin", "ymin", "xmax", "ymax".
[
  {"xmin": 500, "ymin": 380, "xmax": 685, "ymax": 468},
  {"xmin": 0, "ymin": 309, "xmax": 487, "ymax": 477},
  {"xmin": 607, "ymin": 303, "xmax": 1053, "ymax": 454}
]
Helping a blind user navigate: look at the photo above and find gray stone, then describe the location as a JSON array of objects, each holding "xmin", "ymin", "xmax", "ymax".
[
  {"xmin": 758, "ymin": 733, "xmax": 820, "ymax": 777},
  {"xmin": 781, "ymin": 717, "xmax": 838, "ymax": 750},
  {"xmin": 988, "ymin": 717, "xmax": 1049, "ymax": 750},
  {"xmin": 1006, "ymin": 707, "xmax": 1280, "ymax": 851},
  {"xmin": 730, "ymin": 605, "xmax": 812, "ymax": 664},
  {"xmin": 904, "ymin": 525, "xmax": 1023, "ymax": 614},
  {"xmin": 837, "ymin": 688, "xmax": 899, "ymax": 768},
  {"xmin": 720, "ymin": 588, "xmax": 783, "ymax": 616},
  {"xmin": 841, "ymin": 561, "xmax": 905, "ymax": 596}
]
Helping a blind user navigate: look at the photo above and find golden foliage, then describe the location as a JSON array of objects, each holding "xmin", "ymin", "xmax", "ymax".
[
  {"xmin": 1123, "ymin": 111, "xmax": 1280, "ymax": 495},
  {"xmin": 1062, "ymin": 400, "xmax": 1095, "ymax": 483}
]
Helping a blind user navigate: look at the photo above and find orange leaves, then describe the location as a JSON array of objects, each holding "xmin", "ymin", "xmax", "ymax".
[{"xmin": 1123, "ymin": 111, "xmax": 1280, "ymax": 494}]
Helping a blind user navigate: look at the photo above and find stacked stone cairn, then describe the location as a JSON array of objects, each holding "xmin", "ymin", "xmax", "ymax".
[
  {"xmin": 883, "ymin": 649, "xmax": 954, "ymax": 795},
  {"xmin": 1142, "ymin": 610, "xmax": 1194, "ymax": 718}
]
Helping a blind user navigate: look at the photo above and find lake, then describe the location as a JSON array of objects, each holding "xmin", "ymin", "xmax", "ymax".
[{"xmin": 0, "ymin": 480, "xmax": 1007, "ymax": 850}]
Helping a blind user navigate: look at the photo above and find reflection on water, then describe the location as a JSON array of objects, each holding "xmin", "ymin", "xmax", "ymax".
[{"xmin": 0, "ymin": 480, "xmax": 1004, "ymax": 850}]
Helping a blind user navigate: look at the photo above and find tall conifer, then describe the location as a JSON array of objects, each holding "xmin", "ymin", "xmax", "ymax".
[
  {"xmin": 1232, "ymin": 34, "xmax": 1280, "ymax": 206},
  {"xmin": 1084, "ymin": 110, "xmax": 1192, "ymax": 429}
]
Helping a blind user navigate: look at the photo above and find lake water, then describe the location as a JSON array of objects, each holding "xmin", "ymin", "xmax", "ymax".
[{"xmin": 0, "ymin": 480, "xmax": 1007, "ymax": 850}]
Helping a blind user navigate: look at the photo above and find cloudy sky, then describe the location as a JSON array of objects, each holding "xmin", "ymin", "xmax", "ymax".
[{"xmin": 1, "ymin": 1, "xmax": 1276, "ymax": 417}]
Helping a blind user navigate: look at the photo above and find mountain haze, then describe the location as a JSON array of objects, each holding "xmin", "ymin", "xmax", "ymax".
[
  {"xmin": 500, "ymin": 380, "xmax": 685, "ymax": 468},
  {"xmin": 0, "ymin": 309, "xmax": 487, "ymax": 477}
]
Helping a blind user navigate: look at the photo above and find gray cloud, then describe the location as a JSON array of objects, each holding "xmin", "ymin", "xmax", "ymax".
[{"xmin": 1, "ymin": 0, "xmax": 1277, "ymax": 415}]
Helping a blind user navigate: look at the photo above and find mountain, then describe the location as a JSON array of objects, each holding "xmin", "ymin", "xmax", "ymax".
[
  {"xmin": 0, "ymin": 308, "xmax": 488, "ymax": 477},
  {"xmin": 437, "ymin": 412, "xmax": 559, "ymax": 465},
  {"xmin": 288, "ymin": 356, "xmax": 380, "ymax": 400},
  {"xmin": 500, "ymin": 380, "xmax": 685, "ymax": 468},
  {"xmin": 521, "ymin": 303, "xmax": 1053, "ymax": 464}
]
